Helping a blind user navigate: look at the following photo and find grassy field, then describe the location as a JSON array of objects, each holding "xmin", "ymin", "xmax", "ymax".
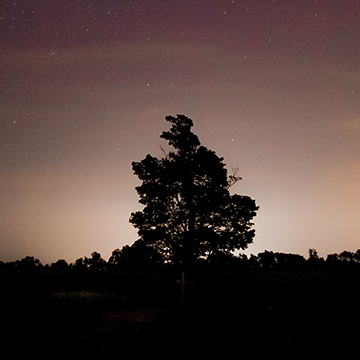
[{"xmin": 1, "ymin": 269, "xmax": 359, "ymax": 359}]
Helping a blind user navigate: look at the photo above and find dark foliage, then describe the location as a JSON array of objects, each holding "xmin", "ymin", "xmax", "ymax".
[
  {"xmin": 108, "ymin": 240, "xmax": 164, "ymax": 272},
  {"xmin": 51, "ymin": 259, "xmax": 68, "ymax": 271},
  {"xmin": 85, "ymin": 251, "xmax": 107, "ymax": 272},
  {"xmin": 130, "ymin": 114, "xmax": 259, "ymax": 269},
  {"xmin": 3, "ymin": 247, "xmax": 360, "ymax": 273}
]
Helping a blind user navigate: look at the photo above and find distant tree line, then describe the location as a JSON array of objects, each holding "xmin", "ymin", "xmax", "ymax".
[{"xmin": 1, "ymin": 244, "xmax": 360, "ymax": 273}]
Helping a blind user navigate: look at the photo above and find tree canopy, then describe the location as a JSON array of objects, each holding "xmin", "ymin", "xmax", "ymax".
[{"xmin": 129, "ymin": 115, "xmax": 259, "ymax": 269}]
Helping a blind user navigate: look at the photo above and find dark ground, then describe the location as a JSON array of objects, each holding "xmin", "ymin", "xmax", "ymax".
[{"xmin": 1, "ymin": 269, "xmax": 359, "ymax": 359}]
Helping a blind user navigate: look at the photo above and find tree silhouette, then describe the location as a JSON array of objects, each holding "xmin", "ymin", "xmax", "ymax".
[
  {"xmin": 50, "ymin": 259, "xmax": 68, "ymax": 271},
  {"xmin": 307, "ymin": 248, "xmax": 325, "ymax": 270},
  {"xmin": 16, "ymin": 256, "xmax": 42, "ymax": 271},
  {"xmin": 257, "ymin": 250, "xmax": 277, "ymax": 270},
  {"xmin": 354, "ymin": 249, "xmax": 360, "ymax": 263},
  {"xmin": 274, "ymin": 252, "xmax": 306, "ymax": 271},
  {"xmin": 108, "ymin": 240, "xmax": 163, "ymax": 271},
  {"xmin": 71, "ymin": 257, "xmax": 88, "ymax": 271},
  {"xmin": 339, "ymin": 250, "xmax": 354, "ymax": 263},
  {"xmin": 130, "ymin": 114, "xmax": 259, "ymax": 270},
  {"xmin": 108, "ymin": 248, "xmax": 122, "ymax": 270},
  {"xmin": 85, "ymin": 252, "xmax": 106, "ymax": 272}
]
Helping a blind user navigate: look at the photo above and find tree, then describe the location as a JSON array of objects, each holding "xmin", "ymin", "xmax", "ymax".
[
  {"xmin": 354, "ymin": 249, "xmax": 360, "ymax": 263},
  {"xmin": 338, "ymin": 250, "xmax": 354, "ymax": 263},
  {"xmin": 130, "ymin": 114, "xmax": 259, "ymax": 270},
  {"xmin": 16, "ymin": 256, "xmax": 42, "ymax": 271},
  {"xmin": 257, "ymin": 250, "xmax": 277, "ymax": 270},
  {"xmin": 108, "ymin": 248, "xmax": 122, "ymax": 270},
  {"xmin": 71, "ymin": 257, "xmax": 88, "ymax": 271},
  {"xmin": 50, "ymin": 259, "xmax": 68, "ymax": 271},
  {"xmin": 307, "ymin": 248, "xmax": 325, "ymax": 270},
  {"xmin": 274, "ymin": 252, "xmax": 306, "ymax": 271},
  {"xmin": 85, "ymin": 251, "xmax": 106, "ymax": 272},
  {"xmin": 108, "ymin": 241, "xmax": 164, "ymax": 272}
]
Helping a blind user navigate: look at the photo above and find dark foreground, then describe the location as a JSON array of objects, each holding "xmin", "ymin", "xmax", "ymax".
[{"xmin": 1, "ymin": 270, "xmax": 359, "ymax": 359}]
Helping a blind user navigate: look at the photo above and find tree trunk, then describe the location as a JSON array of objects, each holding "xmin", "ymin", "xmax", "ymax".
[{"xmin": 180, "ymin": 271, "xmax": 185, "ymax": 303}]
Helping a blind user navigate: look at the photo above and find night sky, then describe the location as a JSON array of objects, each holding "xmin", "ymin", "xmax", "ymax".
[{"xmin": 1, "ymin": 0, "xmax": 360, "ymax": 264}]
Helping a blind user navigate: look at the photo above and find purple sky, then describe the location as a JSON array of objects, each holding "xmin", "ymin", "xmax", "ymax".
[{"xmin": 1, "ymin": 0, "xmax": 360, "ymax": 264}]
